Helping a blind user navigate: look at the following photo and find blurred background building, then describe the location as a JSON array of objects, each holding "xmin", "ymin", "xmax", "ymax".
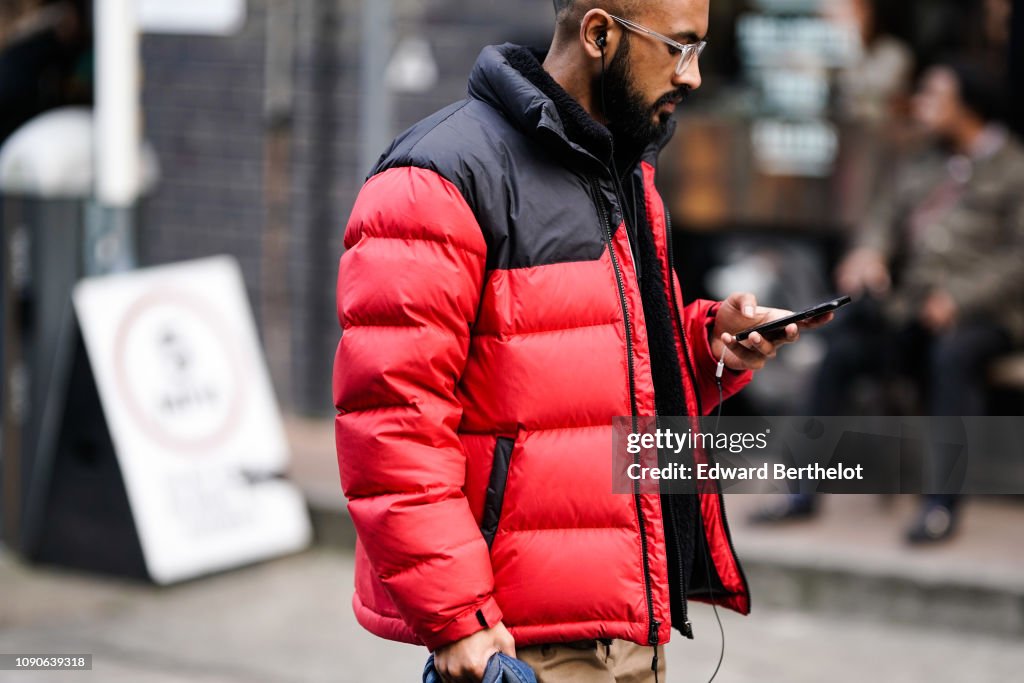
[{"xmin": 3, "ymin": 0, "xmax": 1020, "ymax": 417}]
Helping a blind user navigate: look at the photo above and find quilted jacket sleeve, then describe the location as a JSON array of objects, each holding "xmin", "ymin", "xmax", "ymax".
[{"xmin": 333, "ymin": 166, "xmax": 500, "ymax": 650}]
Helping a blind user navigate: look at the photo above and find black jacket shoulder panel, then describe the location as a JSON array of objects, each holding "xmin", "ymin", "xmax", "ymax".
[{"xmin": 372, "ymin": 97, "xmax": 605, "ymax": 271}]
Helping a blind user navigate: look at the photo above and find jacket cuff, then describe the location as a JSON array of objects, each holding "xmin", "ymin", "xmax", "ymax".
[
  {"xmin": 422, "ymin": 597, "xmax": 504, "ymax": 652},
  {"xmin": 695, "ymin": 302, "xmax": 752, "ymax": 412}
]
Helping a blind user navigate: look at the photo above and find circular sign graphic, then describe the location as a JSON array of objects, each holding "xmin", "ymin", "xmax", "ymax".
[{"xmin": 113, "ymin": 288, "xmax": 248, "ymax": 452}]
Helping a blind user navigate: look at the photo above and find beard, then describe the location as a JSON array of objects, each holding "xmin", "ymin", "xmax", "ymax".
[{"xmin": 599, "ymin": 34, "xmax": 689, "ymax": 149}]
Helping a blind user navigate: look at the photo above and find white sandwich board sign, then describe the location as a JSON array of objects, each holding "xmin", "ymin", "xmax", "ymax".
[{"xmin": 71, "ymin": 256, "xmax": 310, "ymax": 584}]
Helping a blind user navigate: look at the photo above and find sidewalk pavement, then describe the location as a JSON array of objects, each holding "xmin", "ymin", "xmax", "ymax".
[
  {"xmin": 2, "ymin": 545, "xmax": 1023, "ymax": 683},
  {"xmin": 284, "ymin": 416, "xmax": 1024, "ymax": 637}
]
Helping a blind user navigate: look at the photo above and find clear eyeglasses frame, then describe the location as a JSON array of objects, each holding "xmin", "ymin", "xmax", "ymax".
[{"xmin": 608, "ymin": 14, "xmax": 706, "ymax": 76}]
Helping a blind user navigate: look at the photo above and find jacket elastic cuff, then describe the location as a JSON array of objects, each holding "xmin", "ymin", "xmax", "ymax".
[
  {"xmin": 698, "ymin": 302, "xmax": 752, "ymax": 410},
  {"xmin": 422, "ymin": 597, "xmax": 504, "ymax": 652}
]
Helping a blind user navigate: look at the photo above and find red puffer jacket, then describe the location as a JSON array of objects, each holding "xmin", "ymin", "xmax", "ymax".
[{"xmin": 334, "ymin": 44, "xmax": 751, "ymax": 652}]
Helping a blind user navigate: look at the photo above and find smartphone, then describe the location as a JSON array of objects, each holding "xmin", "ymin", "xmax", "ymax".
[{"xmin": 733, "ymin": 295, "xmax": 852, "ymax": 343}]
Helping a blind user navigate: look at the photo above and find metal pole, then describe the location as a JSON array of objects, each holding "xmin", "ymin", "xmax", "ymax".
[
  {"xmin": 90, "ymin": 0, "xmax": 140, "ymax": 275},
  {"xmin": 360, "ymin": 0, "xmax": 393, "ymax": 176},
  {"xmin": 262, "ymin": 0, "xmax": 296, "ymax": 405}
]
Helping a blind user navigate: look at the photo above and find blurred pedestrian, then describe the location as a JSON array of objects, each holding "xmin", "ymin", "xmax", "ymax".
[
  {"xmin": 826, "ymin": 0, "xmax": 916, "ymax": 232},
  {"xmin": 828, "ymin": 0, "xmax": 914, "ymax": 126},
  {"xmin": 332, "ymin": 1, "xmax": 834, "ymax": 682}
]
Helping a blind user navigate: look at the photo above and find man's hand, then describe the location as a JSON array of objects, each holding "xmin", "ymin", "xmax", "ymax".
[
  {"xmin": 710, "ymin": 292, "xmax": 834, "ymax": 372},
  {"xmin": 433, "ymin": 622, "xmax": 516, "ymax": 683},
  {"xmin": 836, "ymin": 247, "xmax": 891, "ymax": 296},
  {"xmin": 921, "ymin": 289, "xmax": 958, "ymax": 332}
]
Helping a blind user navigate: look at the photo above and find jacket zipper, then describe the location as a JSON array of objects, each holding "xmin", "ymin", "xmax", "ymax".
[
  {"xmin": 656, "ymin": 198, "xmax": 695, "ymax": 639},
  {"xmin": 671, "ymin": 497, "xmax": 695, "ymax": 638},
  {"xmin": 590, "ymin": 175, "xmax": 658, "ymax": 647},
  {"xmin": 662, "ymin": 200, "xmax": 751, "ymax": 607}
]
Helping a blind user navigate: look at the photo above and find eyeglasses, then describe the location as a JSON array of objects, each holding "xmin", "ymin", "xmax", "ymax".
[{"xmin": 608, "ymin": 14, "xmax": 706, "ymax": 76}]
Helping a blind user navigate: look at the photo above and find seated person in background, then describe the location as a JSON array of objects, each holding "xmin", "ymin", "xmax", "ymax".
[{"xmin": 756, "ymin": 58, "xmax": 1024, "ymax": 543}]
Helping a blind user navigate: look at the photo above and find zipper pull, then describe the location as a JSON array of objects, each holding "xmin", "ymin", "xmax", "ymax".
[
  {"xmin": 682, "ymin": 619, "xmax": 694, "ymax": 639},
  {"xmin": 649, "ymin": 619, "xmax": 661, "ymax": 645},
  {"xmin": 651, "ymin": 647, "xmax": 659, "ymax": 682}
]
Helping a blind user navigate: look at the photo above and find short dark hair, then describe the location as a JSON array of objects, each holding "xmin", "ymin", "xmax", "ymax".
[
  {"xmin": 552, "ymin": 0, "xmax": 642, "ymax": 24},
  {"xmin": 939, "ymin": 58, "xmax": 1006, "ymax": 123}
]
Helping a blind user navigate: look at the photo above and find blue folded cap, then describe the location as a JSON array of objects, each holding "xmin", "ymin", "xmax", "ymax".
[{"xmin": 422, "ymin": 652, "xmax": 537, "ymax": 683}]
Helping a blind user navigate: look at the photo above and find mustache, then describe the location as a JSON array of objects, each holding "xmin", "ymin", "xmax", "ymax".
[{"xmin": 654, "ymin": 87, "xmax": 691, "ymax": 109}]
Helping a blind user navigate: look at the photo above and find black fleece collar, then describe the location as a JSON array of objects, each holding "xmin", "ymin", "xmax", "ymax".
[
  {"xmin": 469, "ymin": 44, "xmax": 676, "ymax": 173},
  {"xmin": 502, "ymin": 46, "xmax": 615, "ymax": 165}
]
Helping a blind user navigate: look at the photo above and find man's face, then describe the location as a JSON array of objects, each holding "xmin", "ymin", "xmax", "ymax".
[
  {"xmin": 600, "ymin": 0, "xmax": 708, "ymax": 148},
  {"xmin": 912, "ymin": 67, "xmax": 961, "ymax": 138}
]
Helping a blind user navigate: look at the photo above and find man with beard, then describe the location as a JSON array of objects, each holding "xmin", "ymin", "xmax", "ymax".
[{"xmin": 333, "ymin": 1, "xmax": 832, "ymax": 681}]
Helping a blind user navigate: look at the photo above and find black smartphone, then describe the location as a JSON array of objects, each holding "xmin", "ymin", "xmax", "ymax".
[{"xmin": 733, "ymin": 295, "xmax": 852, "ymax": 342}]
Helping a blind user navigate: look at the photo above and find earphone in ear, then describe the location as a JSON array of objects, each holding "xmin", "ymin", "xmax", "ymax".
[{"xmin": 596, "ymin": 32, "xmax": 607, "ymax": 49}]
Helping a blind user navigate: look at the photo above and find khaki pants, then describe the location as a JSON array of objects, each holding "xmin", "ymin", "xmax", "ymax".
[{"xmin": 516, "ymin": 639, "xmax": 666, "ymax": 683}]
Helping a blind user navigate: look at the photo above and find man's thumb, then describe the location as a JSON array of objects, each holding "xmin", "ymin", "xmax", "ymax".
[{"xmin": 497, "ymin": 627, "xmax": 516, "ymax": 659}]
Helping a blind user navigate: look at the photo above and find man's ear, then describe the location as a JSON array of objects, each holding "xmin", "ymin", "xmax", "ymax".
[{"xmin": 580, "ymin": 8, "xmax": 616, "ymax": 61}]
